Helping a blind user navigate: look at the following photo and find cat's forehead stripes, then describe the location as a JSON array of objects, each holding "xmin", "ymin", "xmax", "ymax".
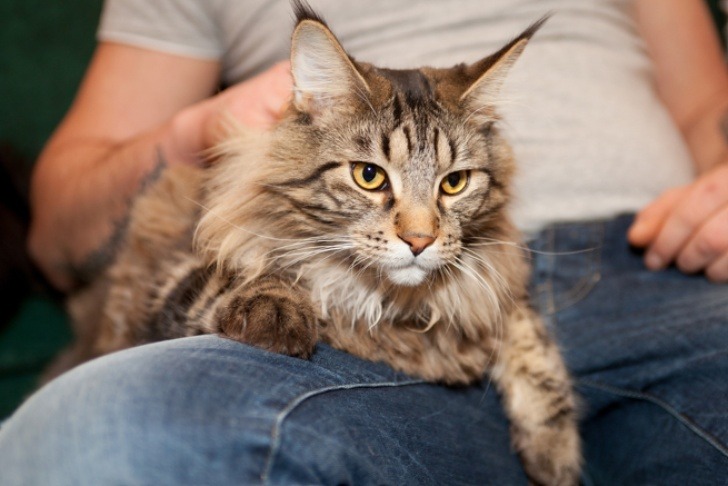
[
  {"xmin": 434, "ymin": 127, "xmax": 458, "ymax": 170},
  {"xmin": 385, "ymin": 122, "xmax": 457, "ymax": 173},
  {"xmin": 377, "ymin": 68, "xmax": 436, "ymax": 106},
  {"xmin": 370, "ymin": 68, "xmax": 466, "ymax": 172},
  {"xmin": 370, "ymin": 96, "xmax": 459, "ymax": 181}
]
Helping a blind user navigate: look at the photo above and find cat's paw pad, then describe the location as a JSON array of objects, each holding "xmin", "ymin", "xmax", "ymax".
[
  {"xmin": 519, "ymin": 423, "xmax": 581, "ymax": 486},
  {"xmin": 218, "ymin": 289, "xmax": 318, "ymax": 359}
]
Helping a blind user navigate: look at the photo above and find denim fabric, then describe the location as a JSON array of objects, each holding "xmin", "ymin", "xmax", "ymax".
[
  {"xmin": 0, "ymin": 214, "xmax": 726, "ymax": 485},
  {"xmin": 0, "ymin": 337, "xmax": 525, "ymax": 485},
  {"xmin": 529, "ymin": 215, "xmax": 728, "ymax": 485}
]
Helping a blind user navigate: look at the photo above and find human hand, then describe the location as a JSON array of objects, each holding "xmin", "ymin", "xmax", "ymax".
[
  {"xmin": 167, "ymin": 61, "xmax": 293, "ymax": 165},
  {"xmin": 628, "ymin": 163, "xmax": 728, "ymax": 282}
]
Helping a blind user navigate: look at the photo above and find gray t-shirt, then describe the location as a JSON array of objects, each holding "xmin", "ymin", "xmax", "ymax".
[{"xmin": 98, "ymin": 0, "xmax": 694, "ymax": 233}]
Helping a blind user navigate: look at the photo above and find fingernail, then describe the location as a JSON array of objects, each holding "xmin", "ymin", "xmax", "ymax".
[{"xmin": 645, "ymin": 252, "xmax": 664, "ymax": 270}]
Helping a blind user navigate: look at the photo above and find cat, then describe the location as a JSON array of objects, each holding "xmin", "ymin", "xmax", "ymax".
[{"xmin": 52, "ymin": 4, "xmax": 580, "ymax": 485}]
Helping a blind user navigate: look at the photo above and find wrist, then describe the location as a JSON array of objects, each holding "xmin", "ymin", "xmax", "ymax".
[{"xmin": 683, "ymin": 89, "xmax": 728, "ymax": 174}]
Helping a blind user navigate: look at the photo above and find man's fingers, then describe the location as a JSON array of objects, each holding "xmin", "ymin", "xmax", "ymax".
[
  {"xmin": 676, "ymin": 207, "xmax": 728, "ymax": 274},
  {"xmin": 200, "ymin": 61, "xmax": 293, "ymax": 150},
  {"xmin": 706, "ymin": 251, "xmax": 728, "ymax": 283},
  {"xmin": 644, "ymin": 165, "xmax": 728, "ymax": 270},
  {"xmin": 628, "ymin": 187, "xmax": 686, "ymax": 247}
]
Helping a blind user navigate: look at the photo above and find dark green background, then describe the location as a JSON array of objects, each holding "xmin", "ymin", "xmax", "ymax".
[{"xmin": 0, "ymin": 0, "xmax": 102, "ymax": 417}]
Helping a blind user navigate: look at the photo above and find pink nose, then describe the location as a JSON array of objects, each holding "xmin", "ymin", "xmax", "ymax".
[{"xmin": 399, "ymin": 234, "xmax": 436, "ymax": 256}]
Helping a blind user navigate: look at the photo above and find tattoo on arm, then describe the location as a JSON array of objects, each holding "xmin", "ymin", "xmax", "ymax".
[
  {"xmin": 720, "ymin": 109, "xmax": 728, "ymax": 146},
  {"xmin": 72, "ymin": 148, "xmax": 168, "ymax": 285}
]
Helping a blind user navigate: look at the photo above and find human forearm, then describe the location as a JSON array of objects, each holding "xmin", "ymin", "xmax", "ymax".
[
  {"xmin": 28, "ymin": 122, "xmax": 177, "ymax": 290},
  {"xmin": 29, "ymin": 55, "xmax": 292, "ymax": 291},
  {"xmin": 635, "ymin": 0, "xmax": 728, "ymax": 173},
  {"xmin": 682, "ymin": 90, "xmax": 728, "ymax": 174}
]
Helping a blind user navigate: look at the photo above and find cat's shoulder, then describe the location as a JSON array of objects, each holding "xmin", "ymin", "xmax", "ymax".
[{"xmin": 128, "ymin": 164, "xmax": 205, "ymax": 245}]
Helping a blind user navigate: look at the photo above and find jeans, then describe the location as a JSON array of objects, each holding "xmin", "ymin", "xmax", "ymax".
[{"xmin": 0, "ymin": 215, "xmax": 726, "ymax": 485}]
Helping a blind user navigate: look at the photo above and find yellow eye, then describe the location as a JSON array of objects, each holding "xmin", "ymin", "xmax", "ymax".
[
  {"xmin": 440, "ymin": 170, "xmax": 469, "ymax": 195},
  {"xmin": 351, "ymin": 163, "xmax": 388, "ymax": 190}
]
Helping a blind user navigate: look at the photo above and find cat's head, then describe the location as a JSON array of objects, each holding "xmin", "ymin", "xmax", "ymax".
[{"xmin": 200, "ymin": 4, "xmax": 543, "ymax": 290}]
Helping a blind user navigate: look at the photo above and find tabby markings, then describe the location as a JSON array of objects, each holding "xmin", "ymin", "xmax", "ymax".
[
  {"xmin": 381, "ymin": 132, "xmax": 391, "ymax": 161},
  {"xmin": 279, "ymin": 161, "xmax": 342, "ymax": 188},
  {"xmin": 151, "ymin": 265, "xmax": 214, "ymax": 341}
]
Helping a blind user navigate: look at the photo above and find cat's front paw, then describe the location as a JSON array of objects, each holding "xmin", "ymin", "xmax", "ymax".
[
  {"xmin": 517, "ymin": 421, "xmax": 581, "ymax": 486},
  {"xmin": 218, "ymin": 284, "xmax": 318, "ymax": 359}
]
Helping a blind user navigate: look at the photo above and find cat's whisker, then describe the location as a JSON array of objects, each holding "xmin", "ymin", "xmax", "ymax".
[
  {"xmin": 268, "ymin": 242, "xmax": 350, "ymax": 261},
  {"xmin": 274, "ymin": 245, "xmax": 353, "ymax": 272},
  {"xmin": 424, "ymin": 272, "xmax": 435, "ymax": 292},
  {"xmin": 356, "ymin": 260, "xmax": 381, "ymax": 288},
  {"xmin": 458, "ymin": 250, "xmax": 510, "ymax": 351},
  {"xmin": 450, "ymin": 257, "xmax": 503, "ymax": 328},
  {"xmin": 272, "ymin": 242, "xmax": 352, "ymax": 259},
  {"xmin": 460, "ymin": 248, "xmax": 515, "ymax": 304},
  {"xmin": 254, "ymin": 240, "xmax": 353, "ymax": 272},
  {"xmin": 466, "ymin": 236, "xmax": 599, "ymax": 257},
  {"xmin": 271, "ymin": 235, "xmax": 350, "ymax": 249},
  {"xmin": 348, "ymin": 254, "xmax": 375, "ymax": 280},
  {"xmin": 185, "ymin": 196, "xmax": 308, "ymax": 243},
  {"xmin": 452, "ymin": 255, "xmax": 507, "ymax": 389}
]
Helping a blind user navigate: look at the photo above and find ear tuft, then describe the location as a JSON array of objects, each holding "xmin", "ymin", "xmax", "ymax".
[
  {"xmin": 460, "ymin": 15, "xmax": 550, "ymax": 107},
  {"xmin": 292, "ymin": 0, "xmax": 328, "ymax": 27}
]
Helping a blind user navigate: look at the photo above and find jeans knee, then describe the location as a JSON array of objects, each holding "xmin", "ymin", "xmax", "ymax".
[{"xmin": 0, "ymin": 338, "xmax": 288, "ymax": 484}]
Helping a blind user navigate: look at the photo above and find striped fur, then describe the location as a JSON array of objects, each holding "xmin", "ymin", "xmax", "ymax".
[{"xmin": 56, "ymin": 8, "xmax": 580, "ymax": 485}]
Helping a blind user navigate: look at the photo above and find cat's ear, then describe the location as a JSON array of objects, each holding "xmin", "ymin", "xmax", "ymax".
[
  {"xmin": 290, "ymin": 2, "xmax": 370, "ymax": 117},
  {"xmin": 460, "ymin": 16, "xmax": 548, "ymax": 114}
]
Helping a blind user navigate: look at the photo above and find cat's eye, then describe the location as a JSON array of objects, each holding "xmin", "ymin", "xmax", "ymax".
[
  {"xmin": 351, "ymin": 162, "xmax": 388, "ymax": 191},
  {"xmin": 440, "ymin": 170, "xmax": 469, "ymax": 195}
]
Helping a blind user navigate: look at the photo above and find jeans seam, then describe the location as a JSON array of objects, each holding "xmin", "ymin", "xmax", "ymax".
[
  {"xmin": 578, "ymin": 378, "xmax": 728, "ymax": 459},
  {"xmin": 551, "ymin": 225, "xmax": 604, "ymax": 314},
  {"xmin": 534, "ymin": 227, "xmax": 603, "ymax": 316},
  {"xmin": 555, "ymin": 242, "xmax": 601, "ymax": 312},
  {"xmin": 260, "ymin": 379, "xmax": 426, "ymax": 485},
  {"xmin": 537, "ymin": 226, "xmax": 557, "ymax": 316}
]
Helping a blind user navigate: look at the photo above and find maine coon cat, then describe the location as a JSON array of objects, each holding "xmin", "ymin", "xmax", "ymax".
[{"xmin": 55, "ymin": 4, "xmax": 580, "ymax": 484}]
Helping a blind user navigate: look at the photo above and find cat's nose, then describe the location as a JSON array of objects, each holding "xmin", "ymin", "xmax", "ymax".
[{"xmin": 399, "ymin": 234, "xmax": 436, "ymax": 256}]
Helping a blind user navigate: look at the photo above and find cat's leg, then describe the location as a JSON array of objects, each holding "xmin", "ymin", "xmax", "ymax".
[
  {"xmin": 215, "ymin": 276, "xmax": 318, "ymax": 358},
  {"xmin": 490, "ymin": 306, "xmax": 581, "ymax": 486}
]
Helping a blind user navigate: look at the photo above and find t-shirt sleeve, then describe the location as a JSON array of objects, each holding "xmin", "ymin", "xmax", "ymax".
[{"xmin": 97, "ymin": 0, "xmax": 223, "ymax": 60}]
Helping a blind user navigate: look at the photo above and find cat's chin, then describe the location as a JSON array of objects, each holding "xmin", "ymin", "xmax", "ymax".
[{"xmin": 386, "ymin": 266, "xmax": 429, "ymax": 287}]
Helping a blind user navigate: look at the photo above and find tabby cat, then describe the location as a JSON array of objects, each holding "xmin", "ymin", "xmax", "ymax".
[{"xmin": 56, "ymin": 5, "xmax": 580, "ymax": 485}]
